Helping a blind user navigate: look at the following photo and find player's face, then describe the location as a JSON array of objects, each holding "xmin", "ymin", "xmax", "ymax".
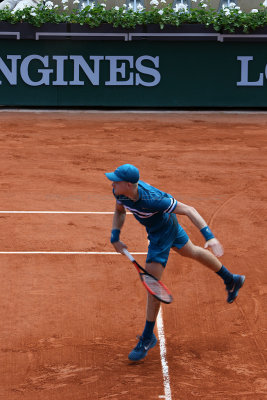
[{"xmin": 112, "ymin": 181, "xmax": 129, "ymax": 196}]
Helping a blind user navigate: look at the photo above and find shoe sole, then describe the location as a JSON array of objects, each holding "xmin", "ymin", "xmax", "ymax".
[{"xmin": 227, "ymin": 275, "xmax": 245, "ymax": 303}]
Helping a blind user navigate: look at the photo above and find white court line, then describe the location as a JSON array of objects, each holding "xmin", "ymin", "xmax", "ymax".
[
  {"xmin": 0, "ymin": 211, "xmax": 130, "ymax": 214},
  {"xmin": 157, "ymin": 307, "xmax": 172, "ymax": 400},
  {"xmin": 0, "ymin": 251, "xmax": 147, "ymax": 255}
]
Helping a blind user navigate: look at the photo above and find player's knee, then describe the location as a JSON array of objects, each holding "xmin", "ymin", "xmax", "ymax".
[
  {"xmin": 190, "ymin": 245, "xmax": 202, "ymax": 260},
  {"xmin": 145, "ymin": 262, "xmax": 164, "ymax": 280},
  {"xmin": 178, "ymin": 243, "xmax": 199, "ymax": 259}
]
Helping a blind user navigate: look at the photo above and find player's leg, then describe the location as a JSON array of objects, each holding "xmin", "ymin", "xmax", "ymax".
[
  {"xmin": 128, "ymin": 261, "xmax": 164, "ymax": 362},
  {"xmin": 173, "ymin": 239, "xmax": 245, "ymax": 303},
  {"xmin": 145, "ymin": 262, "xmax": 164, "ymax": 321},
  {"xmin": 173, "ymin": 239, "xmax": 222, "ymax": 272}
]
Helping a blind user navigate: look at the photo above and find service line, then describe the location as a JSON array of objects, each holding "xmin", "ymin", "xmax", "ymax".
[
  {"xmin": 0, "ymin": 251, "xmax": 147, "ymax": 255},
  {"xmin": 0, "ymin": 211, "xmax": 128, "ymax": 214}
]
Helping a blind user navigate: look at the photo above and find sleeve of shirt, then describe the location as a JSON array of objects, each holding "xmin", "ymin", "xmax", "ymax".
[{"xmin": 149, "ymin": 196, "xmax": 177, "ymax": 213}]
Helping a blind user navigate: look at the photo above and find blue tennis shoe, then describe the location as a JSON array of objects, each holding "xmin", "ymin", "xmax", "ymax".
[
  {"xmin": 128, "ymin": 333, "xmax": 157, "ymax": 361},
  {"xmin": 226, "ymin": 274, "xmax": 245, "ymax": 303}
]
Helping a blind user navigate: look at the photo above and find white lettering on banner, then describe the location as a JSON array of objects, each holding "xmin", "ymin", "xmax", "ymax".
[
  {"xmin": 0, "ymin": 54, "xmax": 161, "ymax": 87},
  {"xmin": 105, "ymin": 56, "xmax": 134, "ymax": 85},
  {"xmin": 136, "ymin": 56, "xmax": 160, "ymax": 87},
  {"xmin": 0, "ymin": 55, "xmax": 21, "ymax": 85},
  {"xmin": 20, "ymin": 55, "xmax": 53, "ymax": 86},
  {"xmin": 52, "ymin": 56, "xmax": 68, "ymax": 86},
  {"xmin": 69, "ymin": 55, "xmax": 104, "ymax": 86},
  {"xmin": 237, "ymin": 56, "xmax": 264, "ymax": 86}
]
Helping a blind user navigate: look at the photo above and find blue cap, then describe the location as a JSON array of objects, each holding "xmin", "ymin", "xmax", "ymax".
[{"xmin": 105, "ymin": 164, "xmax": 139, "ymax": 183}]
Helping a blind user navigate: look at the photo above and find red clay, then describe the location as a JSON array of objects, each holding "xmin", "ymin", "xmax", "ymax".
[{"xmin": 0, "ymin": 111, "xmax": 266, "ymax": 400}]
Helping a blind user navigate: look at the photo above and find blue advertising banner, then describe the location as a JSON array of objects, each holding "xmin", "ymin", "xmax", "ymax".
[{"xmin": 0, "ymin": 39, "xmax": 266, "ymax": 107}]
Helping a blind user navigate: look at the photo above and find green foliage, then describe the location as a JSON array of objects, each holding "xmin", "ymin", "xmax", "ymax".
[{"xmin": 0, "ymin": 0, "xmax": 267, "ymax": 33}]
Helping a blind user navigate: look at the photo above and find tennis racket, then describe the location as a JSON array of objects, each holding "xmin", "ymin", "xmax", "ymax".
[{"xmin": 122, "ymin": 249, "xmax": 173, "ymax": 304}]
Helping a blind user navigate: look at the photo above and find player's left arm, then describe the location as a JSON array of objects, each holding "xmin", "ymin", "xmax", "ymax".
[{"xmin": 173, "ymin": 201, "xmax": 224, "ymax": 257}]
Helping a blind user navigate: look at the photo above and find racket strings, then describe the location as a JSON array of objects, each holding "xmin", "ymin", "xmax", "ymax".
[{"xmin": 143, "ymin": 275, "xmax": 172, "ymax": 303}]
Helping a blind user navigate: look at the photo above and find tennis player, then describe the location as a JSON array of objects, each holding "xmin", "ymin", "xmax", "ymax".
[{"xmin": 105, "ymin": 164, "xmax": 245, "ymax": 362}]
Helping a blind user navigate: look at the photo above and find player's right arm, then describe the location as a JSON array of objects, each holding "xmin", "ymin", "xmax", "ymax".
[
  {"xmin": 112, "ymin": 202, "xmax": 126, "ymax": 230},
  {"xmin": 111, "ymin": 202, "xmax": 127, "ymax": 254}
]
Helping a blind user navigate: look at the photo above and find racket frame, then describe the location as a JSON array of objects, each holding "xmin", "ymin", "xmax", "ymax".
[{"xmin": 122, "ymin": 249, "xmax": 173, "ymax": 304}]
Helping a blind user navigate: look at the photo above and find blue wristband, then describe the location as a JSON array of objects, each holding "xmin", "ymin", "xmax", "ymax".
[
  {"xmin": 111, "ymin": 229, "xmax": 120, "ymax": 243},
  {"xmin": 200, "ymin": 226, "xmax": 215, "ymax": 241}
]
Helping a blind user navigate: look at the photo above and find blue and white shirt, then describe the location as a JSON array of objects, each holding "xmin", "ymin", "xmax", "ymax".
[{"xmin": 114, "ymin": 180, "xmax": 178, "ymax": 234}]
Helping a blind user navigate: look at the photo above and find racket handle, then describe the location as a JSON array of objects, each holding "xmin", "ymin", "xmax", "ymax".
[{"xmin": 122, "ymin": 248, "xmax": 135, "ymax": 262}]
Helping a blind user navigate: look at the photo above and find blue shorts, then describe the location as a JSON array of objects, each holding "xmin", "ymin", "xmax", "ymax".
[{"xmin": 146, "ymin": 223, "xmax": 189, "ymax": 267}]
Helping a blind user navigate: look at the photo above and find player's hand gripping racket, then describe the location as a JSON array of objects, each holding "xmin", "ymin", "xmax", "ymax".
[{"xmin": 122, "ymin": 249, "xmax": 173, "ymax": 304}]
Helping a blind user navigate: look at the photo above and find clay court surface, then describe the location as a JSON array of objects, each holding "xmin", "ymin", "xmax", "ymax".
[{"xmin": 0, "ymin": 111, "xmax": 266, "ymax": 400}]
